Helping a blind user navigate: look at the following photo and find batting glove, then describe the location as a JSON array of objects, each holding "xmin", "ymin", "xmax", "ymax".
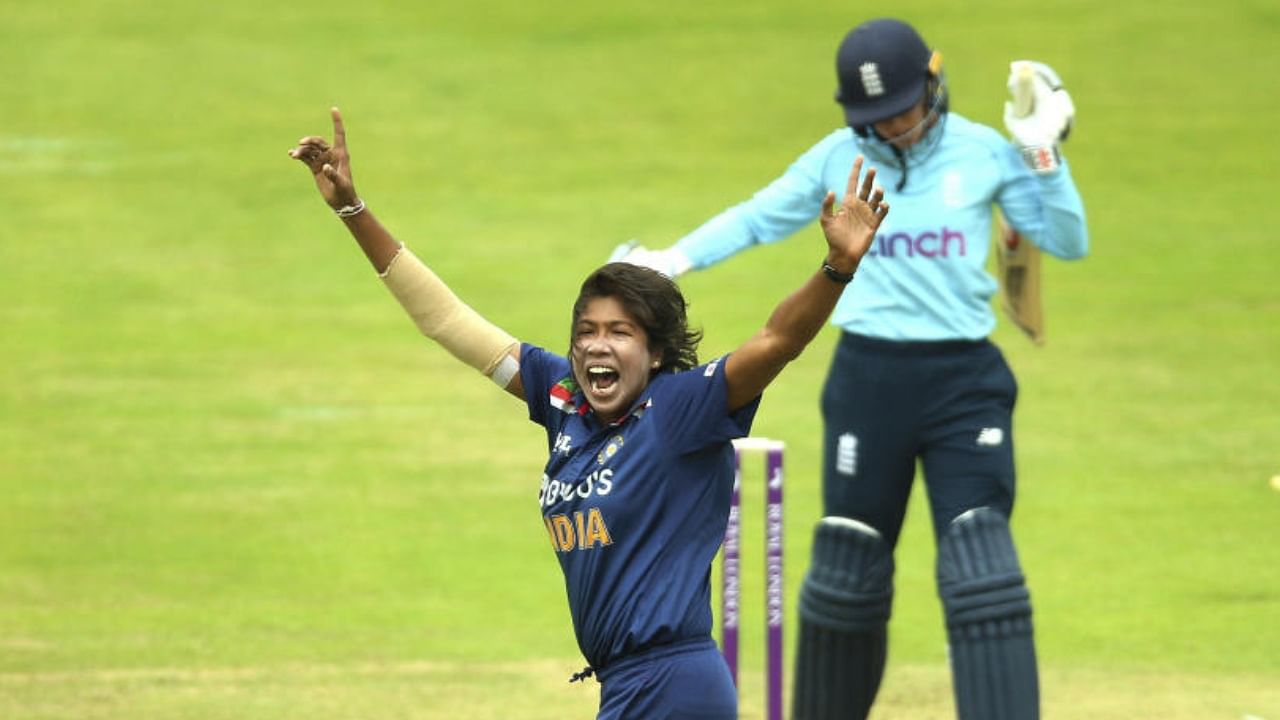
[
  {"xmin": 607, "ymin": 240, "xmax": 692, "ymax": 279},
  {"xmin": 1002, "ymin": 61, "xmax": 1075, "ymax": 174}
]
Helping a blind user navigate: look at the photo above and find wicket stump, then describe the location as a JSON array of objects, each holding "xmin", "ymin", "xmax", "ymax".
[{"xmin": 722, "ymin": 437, "xmax": 784, "ymax": 720}]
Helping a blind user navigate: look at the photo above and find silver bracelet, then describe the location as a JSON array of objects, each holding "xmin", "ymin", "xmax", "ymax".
[
  {"xmin": 821, "ymin": 261, "xmax": 855, "ymax": 284},
  {"xmin": 335, "ymin": 199, "xmax": 366, "ymax": 218}
]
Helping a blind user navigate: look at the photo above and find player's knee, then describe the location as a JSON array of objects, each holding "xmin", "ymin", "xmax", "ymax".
[
  {"xmin": 799, "ymin": 516, "xmax": 894, "ymax": 630},
  {"xmin": 936, "ymin": 507, "xmax": 1032, "ymax": 629}
]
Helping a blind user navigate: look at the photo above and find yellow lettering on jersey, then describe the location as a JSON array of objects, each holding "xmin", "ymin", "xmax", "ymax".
[
  {"xmin": 544, "ymin": 508, "xmax": 614, "ymax": 553},
  {"xmin": 544, "ymin": 516, "xmax": 560, "ymax": 551},
  {"xmin": 552, "ymin": 515, "xmax": 575, "ymax": 551},
  {"xmin": 583, "ymin": 507, "xmax": 613, "ymax": 548}
]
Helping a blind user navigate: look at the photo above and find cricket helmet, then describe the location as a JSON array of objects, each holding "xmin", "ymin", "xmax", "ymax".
[{"xmin": 834, "ymin": 18, "xmax": 945, "ymax": 127}]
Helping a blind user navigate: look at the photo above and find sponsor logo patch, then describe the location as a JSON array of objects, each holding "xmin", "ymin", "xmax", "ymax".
[
  {"xmin": 553, "ymin": 432, "xmax": 573, "ymax": 456},
  {"xmin": 976, "ymin": 428, "xmax": 1004, "ymax": 447},
  {"xmin": 867, "ymin": 227, "xmax": 968, "ymax": 259}
]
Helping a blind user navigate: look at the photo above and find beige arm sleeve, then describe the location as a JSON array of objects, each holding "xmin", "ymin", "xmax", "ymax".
[{"xmin": 379, "ymin": 245, "xmax": 520, "ymax": 382}]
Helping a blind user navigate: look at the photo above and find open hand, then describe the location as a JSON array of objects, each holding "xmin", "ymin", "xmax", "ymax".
[
  {"xmin": 819, "ymin": 155, "xmax": 888, "ymax": 274},
  {"xmin": 288, "ymin": 107, "xmax": 358, "ymax": 210}
]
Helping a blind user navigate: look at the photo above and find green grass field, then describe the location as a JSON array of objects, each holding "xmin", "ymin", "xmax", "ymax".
[{"xmin": 3, "ymin": 0, "xmax": 1278, "ymax": 717}]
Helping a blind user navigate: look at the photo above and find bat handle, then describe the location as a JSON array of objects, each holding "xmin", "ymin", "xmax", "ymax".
[{"xmin": 1011, "ymin": 61, "xmax": 1036, "ymax": 119}]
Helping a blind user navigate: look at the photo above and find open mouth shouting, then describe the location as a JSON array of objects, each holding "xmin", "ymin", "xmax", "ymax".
[
  {"xmin": 586, "ymin": 365, "xmax": 621, "ymax": 398},
  {"xmin": 570, "ymin": 295, "xmax": 657, "ymax": 425}
]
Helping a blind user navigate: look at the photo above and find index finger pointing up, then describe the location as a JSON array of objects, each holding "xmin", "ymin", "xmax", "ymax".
[{"xmin": 330, "ymin": 107, "xmax": 346, "ymax": 150}]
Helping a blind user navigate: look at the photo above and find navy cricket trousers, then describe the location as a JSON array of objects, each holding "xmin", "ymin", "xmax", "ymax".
[
  {"xmin": 595, "ymin": 637, "xmax": 736, "ymax": 720},
  {"xmin": 820, "ymin": 332, "xmax": 1019, "ymax": 548}
]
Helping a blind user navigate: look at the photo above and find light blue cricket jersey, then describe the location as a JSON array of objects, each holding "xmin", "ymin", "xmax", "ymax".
[
  {"xmin": 520, "ymin": 344, "xmax": 760, "ymax": 670},
  {"xmin": 673, "ymin": 113, "xmax": 1089, "ymax": 341}
]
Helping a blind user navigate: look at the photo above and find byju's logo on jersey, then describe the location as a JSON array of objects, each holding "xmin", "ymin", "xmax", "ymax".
[{"xmin": 539, "ymin": 469, "xmax": 614, "ymax": 508}]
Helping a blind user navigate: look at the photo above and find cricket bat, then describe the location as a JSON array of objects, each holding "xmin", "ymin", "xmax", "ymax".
[{"xmin": 997, "ymin": 62, "xmax": 1045, "ymax": 345}]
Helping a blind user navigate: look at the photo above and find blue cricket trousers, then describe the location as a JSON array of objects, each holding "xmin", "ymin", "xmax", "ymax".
[
  {"xmin": 821, "ymin": 332, "xmax": 1019, "ymax": 547},
  {"xmin": 595, "ymin": 637, "xmax": 736, "ymax": 720}
]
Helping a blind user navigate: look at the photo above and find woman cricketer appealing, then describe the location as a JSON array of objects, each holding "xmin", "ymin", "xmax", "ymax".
[
  {"xmin": 288, "ymin": 107, "xmax": 888, "ymax": 720},
  {"xmin": 611, "ymin": 17, "xmax": 1088, "ymax": 720}
]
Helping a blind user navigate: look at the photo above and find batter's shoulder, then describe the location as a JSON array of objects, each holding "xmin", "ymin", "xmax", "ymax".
[
  {"xmin": 945, "ymin": 113, "xmax": 1012, "ymax": 158},
  {"xmin": 799, "ymin": 127, "xmax": 857, "ymax": 156},
  {"xmin": 784, "ymin": 128, "xmax": 861, "ymax": 179}
]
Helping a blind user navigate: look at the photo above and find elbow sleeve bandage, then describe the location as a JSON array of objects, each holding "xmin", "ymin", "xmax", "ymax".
[{"xmin": 380, "ymin": 246, "xmax": 520, "ymax": 386}]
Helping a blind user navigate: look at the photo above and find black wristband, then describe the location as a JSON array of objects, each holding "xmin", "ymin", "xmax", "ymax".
[{"xmin": 821, "ymin": 262, "xmax": 855, "ymax": 284}]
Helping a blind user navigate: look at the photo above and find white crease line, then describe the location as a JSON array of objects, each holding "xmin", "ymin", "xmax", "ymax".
[{"xmin": 0, "ymin": 659, "xmax": 568, "ymax": 685}]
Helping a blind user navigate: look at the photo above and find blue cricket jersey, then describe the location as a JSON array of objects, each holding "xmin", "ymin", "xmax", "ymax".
[
  {"xmin": 672, "ymin": 113, "xmax": 1089, "ymax": 341},
  {"xmin": 520, "ymin": 344, "xmax": 760, "ymax": 670}
]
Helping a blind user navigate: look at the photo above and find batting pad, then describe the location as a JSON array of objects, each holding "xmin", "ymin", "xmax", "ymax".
[
  {"xmin": 937, "ymin": 507, "xmax": 1039, "ymax": 720},
  {"xmin": 793, "ymin": 517, "xmax": 894, "ymax": 720}
]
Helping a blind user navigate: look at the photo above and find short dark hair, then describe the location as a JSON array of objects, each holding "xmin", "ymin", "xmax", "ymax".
[{"xmin": 570, "ymin": 263, "xmax": 702, "ymax": 373}]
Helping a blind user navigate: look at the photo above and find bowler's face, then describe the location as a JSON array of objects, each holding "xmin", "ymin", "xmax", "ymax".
[{"xmin": 570, "ymin": 296, "xmax": 657, "ymax": 426}]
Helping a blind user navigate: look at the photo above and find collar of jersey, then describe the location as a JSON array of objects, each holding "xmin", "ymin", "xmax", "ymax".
[
  {"xmin": 551, "ymin": 375, "xmax": 655, "ymax": 427},
  {"xmin": 858, "ymin": 113, "xmax": 946, "ymax": 168}
]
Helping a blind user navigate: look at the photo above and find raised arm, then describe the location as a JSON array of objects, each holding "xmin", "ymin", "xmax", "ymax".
[
  {"xmin": 609, "ymin": 131, "xmax": 844, "ymax": 279},
  {"xmin": 999, "ymin": 61, "xmax": 1088, "ymax": 259},
  {"xmin": 723, "ymin": 156, "xmax": 888, "ymax": 411},
  {"xmin": 289, "ymin": 108, "xmax": 526, "ymax": 399}
]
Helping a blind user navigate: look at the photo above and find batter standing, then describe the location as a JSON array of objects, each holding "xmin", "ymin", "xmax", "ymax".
[
  {"xmin": 288, "ymin": 109, "xmax": 890, "ymax": 719},
  {"xmin": 614, "ymin": 18, "xmax": 1089, "ymax": 720}
]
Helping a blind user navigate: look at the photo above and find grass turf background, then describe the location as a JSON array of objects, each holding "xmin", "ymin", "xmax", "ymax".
[{"xmin": 2, "ymin": 0, "xmax": 1278, "ymax": 717}]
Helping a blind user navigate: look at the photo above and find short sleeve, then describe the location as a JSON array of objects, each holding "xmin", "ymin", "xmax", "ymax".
[
  {"xmin": 519, "ymin": 343, "xmax": 572, "ymax": 428},
  {"xmin": 650, "ymin": 355, "xmax": 760, "ymax": 454}
]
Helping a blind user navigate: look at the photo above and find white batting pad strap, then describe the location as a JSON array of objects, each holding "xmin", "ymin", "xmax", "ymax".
[
  {"xmin": 817, "ymin": 515, "xmax": 882, "ymax": 539},
  {"xmin": 380, "ymin": 245, "xmax": 519, "ymax": 377}
]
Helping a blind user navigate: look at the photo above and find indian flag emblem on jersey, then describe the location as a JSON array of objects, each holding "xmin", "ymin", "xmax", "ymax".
[
  {"xmin": 550, "ymin": 377, "xmax": 580, "ymax": 414},
  {"xmin": 598, "ymin": 435, "xmax": 625, "ymax": 465}
]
